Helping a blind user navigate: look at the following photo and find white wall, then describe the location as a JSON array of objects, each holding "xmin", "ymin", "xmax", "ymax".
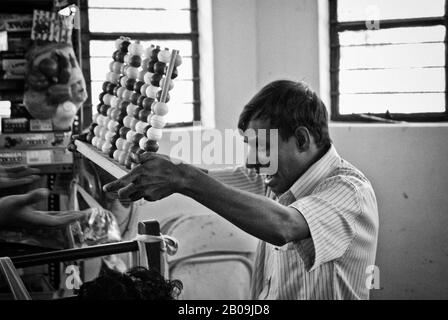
[{"xmin": 136, "ymin": 0, "xmax": 448, "ymax": 299}]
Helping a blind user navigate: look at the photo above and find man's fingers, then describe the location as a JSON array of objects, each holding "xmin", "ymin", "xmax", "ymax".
[
  {"xmin": 5, "ymin": 165, "xmax": 40, "ymax": 175},
  {"xmin": 103, "ymin": 170, "xmax": 139, "ymax": 192},
  {"xmin": 0, "ymin": 175, "xmax": 40, "ymax": 189},
  {"xmin": 17, "ymin": 188, "xmax": 50, "ymax": 206},
  {"xmin": 28, "ymin": 210, "xmax": 88, "ymax": 227},
  {"xmin": 137, "ymin": 151, "xmax": 157, "ymax": 164},
  {"xmin": 117, "ymin": 183, "xmax": 138, "ymax": 200}
]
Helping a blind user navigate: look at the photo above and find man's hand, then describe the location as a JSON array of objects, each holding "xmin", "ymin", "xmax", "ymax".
[
  {"xmin": 103, "ymin": 152, "xmax": 193, "ymax": 202},
  {"xmin": 0, "ymin": 188, "xmax": 88, "ymax": 229},
  {"xmin": 0, "ymin": 165, "xmax": 41, "ymax": 196}
]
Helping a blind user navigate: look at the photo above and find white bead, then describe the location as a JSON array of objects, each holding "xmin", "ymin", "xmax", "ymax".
[
  {"xmin": 123, "ymin": 53, "xmax": 131, "ymax": 64},
  {"xmin": 110, "ymin": 96, "xmax": 119, "ymax": 109},
  {"xmin": 102, "ymin": 141, "xmax": 112, "ymax": 153},
  {"xmin": 126, "ymin": 130, "xmax": 137, "ymax": 142},
  {"xmin": 91, "ymin": 136, "xmax": 99, "ymax": 148},
  {"xmin": 145, "ymin": 85, "xmax": 158, "ymax": 99},
  {"xmin": 97, "ymin": 139, "xmax": 105, "ymax": 150},
  {"xmin": 107, "ymin": 120, "xmax": 119, "ymax": 132},
  {"xmin": 109, "ymin": 61, "xmax": 115, "ymax": 72},
  {"xmin": 92, "ymin": 113, "xmax": 100, "ymax": 123},
  {"xmin": 96, "ymin": 115, "xmax": 105, "ymax": 126},
  {"xmin": 139, "ymin": 137, "xmax": 148, "ymax": 149},
  {"xmin": 122, "ymin": 141, "xmax": 132, "ymax": 153},
  {"xmin": 174, "ymin": 54, "xmax": 182, "ymax": 67},
  {"xmin": 93, "ymin": 125, "xmax": 102, "ymax": 137},
  {"xmin": 126, "ymin": 103, "xmax": 139, "ymax": 116},
  {"xmin": 103, "ymin": 94, "xmax": 113, "ymax": 106},
  {"xmin": 129, "ymin": 42, "xmax": 144, "ymax": 56},
  {"xmin": 154, "ymin": 102, "xmax": 169, "ymax": 116},
  {"xmin": 141, "ymin": 58, "xmax": 150, "ymax": 70},
  {"xmin": 122, "ymin": 89, "xmax": 133, "ymax": 101},
  {"xmin": 115, "ymin": 138, "xmax": 125, "ymax": 150},
  {"xmin": 146, "ymin": 127, "xmax": 163, "ymax": 141},
  {"xmin": 113, "ymin": 149, "xmax": 122, "ymax": 161},
  {"xmin": 126, "ymin": 67, "xmax": 139, "ymax": 79},
  {"xmin": 103, "ymin": 117, "xmax": 111, "ymax": 129},
  {"xmin": 135, "ymin": 121, "xmax": 148, "ymax": 134},
  {"xmin": 100, "ymin": 127, "xmax": 108, "ymax": 139},
  {"xmin": 123, "ymin": 115, "xmax": 133, "ymax": 128},
  {"xmin": 150, "ymin": 115, "xmax": 166, "ymax": 129},
  {"xmin": 120, "ymin": 76, "xmax": 129, "ymax": 88},
  {"xmin": 116, "ymin": 87, "xmax": 126, "ymax": 98},
  {"xmin": 130, "ymin": 118, "xmax": 139, "ymax": 131},
  {"xmin": 157, "ymin": 49, "xmax": 171, "ymax": 64},
  {"xmin": 118, "ymin": 151, "xmax": 127, "ymax": 165},
  {"xmin": 137, "ymin": 69, "xmax": 146, "ymax": 81},
  {"xmin": 140, "ymin": 83, "xmax": 150, "ymax": 96},
  {"xmin": 115, "ymin": 38, "xmax": 124, "ymax": 50}
]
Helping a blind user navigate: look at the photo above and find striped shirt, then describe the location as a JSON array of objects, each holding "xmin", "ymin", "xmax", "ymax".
[{"xmin": 210, "ymin": 145, "xmax": 379, "ymax": 300}]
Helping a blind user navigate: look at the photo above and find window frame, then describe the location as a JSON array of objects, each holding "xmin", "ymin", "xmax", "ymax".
[
  {"xmin": 80, "ymin": 0, "xmax": 200, "ymax": 128},
  {"xmin": 329, "ymin": 0, "xmax": 448, "ymax": 122}
]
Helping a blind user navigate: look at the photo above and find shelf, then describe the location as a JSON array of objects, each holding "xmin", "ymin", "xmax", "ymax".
[{"xmin": 74, "ymin": 140, "xmax": 128, "ymax": 179}]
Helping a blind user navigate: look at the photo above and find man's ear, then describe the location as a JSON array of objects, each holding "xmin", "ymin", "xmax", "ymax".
[{"xmin": 294, "ymin": 126, "xmax": 311, "ymax": 152}]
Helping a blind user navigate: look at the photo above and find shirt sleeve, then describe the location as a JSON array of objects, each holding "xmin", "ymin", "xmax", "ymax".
[
  {"xmin": 209, "ymin": 166, "xmax": 266, "ymax": 196},
  {"xmin": 289, "ymin": 176, "xmax": 362, "ymax": 272}
]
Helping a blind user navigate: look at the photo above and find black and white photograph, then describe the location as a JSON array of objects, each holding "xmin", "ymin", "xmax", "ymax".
[{"xmin": 0, "ymin": 0, "xmax": 447, "ymax": 309}]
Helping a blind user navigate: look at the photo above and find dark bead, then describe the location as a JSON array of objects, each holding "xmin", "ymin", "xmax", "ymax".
[
  {"xmin": 96, "ymin": 103, "xmax": 103, "ymax": 114},
  {"xmin": 133, "ymin": 106, "xmax": 143, "ymax": 119},
  {"xmin": 144, "ymin": 140, "xmax": 159, "ymax": 153},
  {"xmin": 129, "ymin": 55, "xmax": 142, "ymax": 68},
  {"xmin": 119, "ymin": 127, "xmax": 131, "ymax": 139},
  {"xmin": 131, "ymin": 133, "xmax": 144, "ymax": 146},
  {"xmin": 108, "ymin": 146, "xmax": 117, "ymax": 158},
  {"xmin": 102, "ymin": 81, "xmax": 110, "ymax": 93},
  {"xmin": 137, "ymin": 95, "xmax": 146, "ymax": 107},
  {"xmin": 120, "ymin": 40, "xmax": 131, "ymax": 53},
  {"xmin": 113, "ymin": 85, "xmax": 121, "ymax": 96},
  {"xmin": 110, "ymin": 134, "xmax": 120, "ymax": 146},
  {"xmin": 150, "ymin": 46, "xmax": 161, "ymax": 61},
  {"xmin": 142, "ymin": 97, "xmax": 155, "ymax": 110},
  {"xmin": 147, "ymin": 60, "xmax": 156, "ymax": 73},
  {"xmin": 134, "ymin": 81, "xmax": 145, "ymax": 93},
  {"xmin": 86, "ymin": 132, "xmax": 94, "ymax": 143},
  {"xmin": 150, "ymin": 74, "xmax": 163, "ymax": 87},
  {"xmin": 125, "ymin": 78, "xmax": 136, "ymax": 91},
  {"xmin": 138, "ymin": 109, "xmax": 151, "ymax": 122},
  {"xmin": 107, "ymin": 83, "xmax": 117, "ymax": 95},
  {"xmin": 154, "ymin": 62, "xmax": 166, "ymax": 75},
  {"xmin": 170, "ymin": 67, "xmax": 178, "ymax": 79},
  {"xmin": 113, "ymin": 50, "xmax": 125, "ymax": 63},
  {"xmin": 100, "ymin": 104, "xmax": 111, "ymax": 116},
  {"xmin": 131, "ymin": 92, "xmax": 141, "ymax": 105},
  {"xmin": 88, "ymin": 122, "xmax": 98, "ymax": 133},
  {"xmin": 119, "ymin": 100, "xmax": 131, "ymax": 112},
  {"xmin": 98, "ymin": 92, "xmax": 106, "ymax": 103}
]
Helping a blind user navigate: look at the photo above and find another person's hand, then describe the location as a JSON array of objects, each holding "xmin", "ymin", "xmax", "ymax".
[
  {"xmin": 0, "ymin": 165, "xmax": 41, "ymax": 196},
  {"xmin": 0, "ymin": 188, "xmax": 88, "ymax": 229},
  {"xmin": 103, "ymin": 153, "xmax": 192, "ymax": 202}
]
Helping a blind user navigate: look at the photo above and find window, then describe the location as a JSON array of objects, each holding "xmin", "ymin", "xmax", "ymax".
[
  {"xmin": 330, "ymin": 0, "xmax": 448, "ymax": 122},
  {"xmin": 84, "ymin": 0, "xmax": 199, "ymax": 126}
]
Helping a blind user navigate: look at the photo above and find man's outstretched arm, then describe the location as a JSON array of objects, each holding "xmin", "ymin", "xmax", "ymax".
[{"xmin": 103, "ymin": 153, "xmax": 309, "ymax": 246}]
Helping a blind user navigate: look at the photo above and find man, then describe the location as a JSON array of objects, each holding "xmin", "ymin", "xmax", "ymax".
[
  {"xmin": 104, "ymin": 80, "xmax": 379, "ymax": 300},
  {"xmin": 0, "ymin": 165, "xmax": 87, "ymax": 229}
]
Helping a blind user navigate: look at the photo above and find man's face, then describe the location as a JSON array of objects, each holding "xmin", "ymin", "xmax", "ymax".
[{"xmin": 244, "ymin": 119, "xmax": 306, "ymax": 195}]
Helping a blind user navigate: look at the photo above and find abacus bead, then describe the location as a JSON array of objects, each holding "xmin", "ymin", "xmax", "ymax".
[
  {"xmin": 174, "ymin": 54, "xmax": 182, "ymax": 67},
  {"xmin": 123, "ymin": 53, "xmax": 131, "ymax": 64},
  {"xmin": 97, "ymin": 139, "xmax": 105, "ymax": 151},
  {"xmin": 144, "ymin": 45, "xmax": 155, "ymax": 58},
  {"xmin": 145, "ymin": 85, "xmax": 158, "ymax": 99},
  {"xmin": 119, "ymin": 100, "xmax": 131, "ymax": 112},
  {"xmin": 92, "ymin": 112, "xmax": 100, "ymax": 123},
  {"xmin": 137, "ymin": 95, "xmax": 146, "ymax": 107},
  {"xmin": 125, "ymin": 78, "xmax": 136, "ymax": 91},
  {"xmin": 154, "ymin": 102, "xmax": 169, "ymax": 116},
  {"xmin": 107, "ymin": 120, "xmax": 120, "ymax": 132},
  {"xmin": 106, "ymin": 106, "xmax": 115, "ymax": 118},
  {"xmin": 120, "ymin": 76, "xmax": 129, "ymax": 88},
  {"xmin": 170, "ymin": 67, "xmax": 178, "ymax": 79},
  {"xmin": 109, "ymin": 146, "xmax": 117, "ymax": 158},
  {"xmin": 112, "ymin": 61, "xmax": 123, "ymax": 73},
  {"xmin": 116, "ymin": 87, "xmax": 126, "ymax": 98},
  {"xmin": 122, "ymin": 89, "xmax": 133, "ymax": 101},
  {"xmin": 100, "ymin": 127, "xmax": 108, "ymax": 139},
  {"xmin": 113, "ymin": 149, "xmax": 121, "ymax": 161},
  {"xmin": 129, "ymin": 55, "xmax": 142, "ymax": 68},
  {"xmin": 91, "ymin": 136, "xmax": 99, "ymax": 147},
  {"xmin": 119, "ymin": 127, "xmax": 131, "ymax": 138},
  {"xmin": 115, "ymin": 137, "xmax": 126, "ymax": 150},
  {"xmin": 130, "ymin": 118, "xmax": 139, "ymax": 131},
  {"xmin": 126, "ymin": 130, "xmax": 137, "ymax": 142},
  {"xmin": 146, "ymin": 127, "xmax": 163, "ymax": 141},
  {"xmin": 150, "ymin": 74, "xmax": 163, "ymax": 87},
  {"xmin": 86, "ymin": 132, "xmax": 94, "ymax": 143},
  {"xmin": 123, "ymin": 115, "xmax": 133, "ymax": 128},
  {"xmin": 150, "ymin": 115, "xmax": 166, "ymax": 129},
  {"xmin": 135, "ymin": 121, "xmax": 150, "ymax": 134},
  {"xmin": 157, "ymin": 49, "xmax": 171, "ymax": 64},
  {"xmin": 105, "ymin": 130, "xmax": 116, "ymax": 142},
  {"xmin": 102, "ymin": 141, "xmax": 112, "ymax": 153},
  {"xmin": 134, "ymin": 81, "xmax": 145, "ymax": 93},
  {"xmin": 132, "ymin": 133, "xmax": 144, "ymax": 145},
  {"xmin": 118, "ymin": 151, "xmax": 127, "ymax": 165},
  {"xmin": 132, "ymin": 106, "xmax": 143, "ymax": 119},
  {"xmin": 144, "ymin": 139, "xmax": 160, "ymax": 153},
  {"xmin": 139, "ymin": 109, "xmax": 152, "ymax": 122},
  {"xmin": 153, "ymin": 62, "xmax": 166, "ymax": 75},
  {"xmin": 139, "ymin": 137, "xmax": 148, "ymax": 150},
  {"xmin": 141, "ymin": 58, "xmax": 150, "ymax": 70},
  {"xmin": 111, "ymin": 96, "xmax": 120, "ymax": 109},
  {"xmin": 110, "ymin": 134, "xmax": 120, "ymax": 146},
  {"xmin": 100, "ymin": 104, "xmax": 111, "ymax": 116},
  {"xmin": 142, "ymin": 97, "xmax": 155, "ymax": 110},
  {"xmin": 140, "ymin": 83, "xmax": 150, "ymax": 96},
  {"xmin": 122, "ymin": 141, "xmax": 132, "ymax": 153},
  {"xmin": 160, "ymin": 77, "xmax": 174, "ymax": 91},
  {"xmin": 143, "ymin": 72, "xmax": 154, "ymax": 85},
  {"xmin": 93, "ymin": 125, "xmax": 102, "ymax": 137},
  {"xmin": 126, "ymin": 103, "xmax": 139, "ymax": 116},
  {"xmin": 129, "ymin": 42, "xmax": 144, "ymax": 56},
  {"xmin": 137, "ymin": 69, "xmax": 146, "ymax": 81},
  {"xmin": 131, "ymin": 92, "xmax": 141, "ymax": 105},
  {"xmin": 156, "ymin": 90, "xmax": 170, "ymax": 103},
  {"xmin": 126, "ymin": 67, "xmax": 139, "ymax": 79}
]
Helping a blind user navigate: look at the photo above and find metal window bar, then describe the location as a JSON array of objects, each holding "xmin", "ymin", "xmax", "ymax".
[{"xmin": 329, "ymin": 0, "xmax": 448, "ymax": 122}]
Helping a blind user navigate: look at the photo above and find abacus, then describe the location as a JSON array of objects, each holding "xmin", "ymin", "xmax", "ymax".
[{"xmin": 75, "ymin": 37, "xmax": 182, "ymax": 177}]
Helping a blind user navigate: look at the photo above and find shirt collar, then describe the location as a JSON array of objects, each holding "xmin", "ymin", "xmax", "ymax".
[{"xmin": 277, "ymin": 144, "xmax": 342, "ymax": 204}]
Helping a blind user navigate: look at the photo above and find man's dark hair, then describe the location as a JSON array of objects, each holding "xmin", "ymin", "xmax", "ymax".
[
  {"xmin": 238, "ymin": 80, "xmax": 331, "ymax": 149},
  {"xmin": 77, "ymin": 266, "xmax": 183, "ymax": 300}
]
